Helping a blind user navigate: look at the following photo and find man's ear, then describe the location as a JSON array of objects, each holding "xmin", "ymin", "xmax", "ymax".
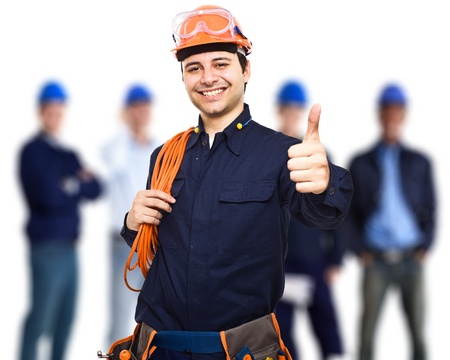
[{"xmin": 244, "ymin": 59, "xmax": 251, "ymax": 83}]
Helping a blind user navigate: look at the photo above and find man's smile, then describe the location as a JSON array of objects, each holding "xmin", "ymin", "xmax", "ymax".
[{"xmin": 199, "ymin": 88, "xmax": 225, "ymax": 97}]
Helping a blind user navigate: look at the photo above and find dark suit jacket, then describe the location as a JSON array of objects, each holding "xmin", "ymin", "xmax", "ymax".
[
  {"xmin": 18, "ymin": 132, "xmax": 103, "ymax": 243},
  {"xmin": 337, "ymin": 141, "xmax": 437, "ymax": 256}
]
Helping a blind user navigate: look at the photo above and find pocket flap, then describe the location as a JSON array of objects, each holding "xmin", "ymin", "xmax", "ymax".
[{"xmin": 220, "ymin": 181, "xmax": 276, "ymax": 203}]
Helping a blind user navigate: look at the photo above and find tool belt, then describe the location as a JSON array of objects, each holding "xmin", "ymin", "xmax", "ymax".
[{"xmin": 99, "ymin": 313, "xmax": 291, "ymax": 360}]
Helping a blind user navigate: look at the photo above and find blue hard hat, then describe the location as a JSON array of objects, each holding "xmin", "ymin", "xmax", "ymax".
[
  {"xmin": 38, "ymin": 81, "xmax": 67, "ymax": 105},
  {"xmin": 276, "ymin": 80, "xmax": 307, "ymax": 106},
  {"xmin": 378, "ymin": 83, "xmax": 407, "ymax": 106},
  {"xmin": 124, "ymin": 84, "xmax": 153, "ymax": 106}
]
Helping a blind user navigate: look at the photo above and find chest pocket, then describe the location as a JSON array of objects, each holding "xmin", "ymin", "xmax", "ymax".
[
  {"xmin": 220, "ymin": 182, "xmax": 276, "ymax": 203},
  {"xmin": 218, "ymin": 181, "xmax": 277, "ymax": 255}
]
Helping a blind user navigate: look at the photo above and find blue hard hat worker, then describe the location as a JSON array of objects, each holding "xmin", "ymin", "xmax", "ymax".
[
  {"xmin": 36, "ymin": 81, "xmax": 69, "ymax": 136},
  {"xmin": 124, "ymin": 84, "xmax": 153, "ymax": 107},
  {"xmin": 19, "ymin": 79, "xmax": 102, "ymax": 360},
  {"xmin": 276, "ymin": 80, "xmax": 308, "ymax": 107},
  {"xmin": 378, "ymin": 83, "xmax": 407, "ymax": 107},
  {"xmin": 38, "ymin": 81, "xmax": 68, "ymax": 106},
  {"xmin": 377, "ymin": 83, "xmax": 408, "ymax": 145},
  {"xmin": 276, "ymin": 80, "xmax": 308, "ymax": 138},
  {"xmin": 121, "ymin": 84, "xmax": 154, "ymax": 138}
]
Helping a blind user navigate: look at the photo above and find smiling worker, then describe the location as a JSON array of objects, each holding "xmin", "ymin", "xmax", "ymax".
[{"xmin": 102, "ymin": 5, "xmax": 353, "ymax": 360}]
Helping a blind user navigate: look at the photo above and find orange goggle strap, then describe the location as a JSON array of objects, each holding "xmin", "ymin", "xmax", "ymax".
[
  {"xmin": 172, "ymin": 8, "xmax": 235, "ymax": 42},
  {"xmin": 124, "ymin": 126, "xmax": 195, "ymax": 291}
]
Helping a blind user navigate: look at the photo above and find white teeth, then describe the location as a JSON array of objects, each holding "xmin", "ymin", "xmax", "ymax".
[{"xmin": 202, "ymin": 89, "xmax": 224, "ymax": 97}]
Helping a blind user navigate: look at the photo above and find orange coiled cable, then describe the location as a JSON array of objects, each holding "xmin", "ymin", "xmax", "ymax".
[{"xmin": 124, "ymin": 126, "xmax": 195, "ymax": 291}]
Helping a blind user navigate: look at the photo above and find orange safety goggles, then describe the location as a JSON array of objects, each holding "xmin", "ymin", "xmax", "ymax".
[{"xmin": 172, "ymin": 7, "xmax": 252, "ymax": 55}]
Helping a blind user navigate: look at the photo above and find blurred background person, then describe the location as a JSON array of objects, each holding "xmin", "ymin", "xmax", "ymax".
[
  {"xmin": 275, "ymin": 80, "xmax": 346, "ymax": 360},
  {"xmin": 339, "ymin": 83, "xmax": 437, "ymax": 360},
  {"xmin": 17, "ymin": 80, "xmax": 103, "ymax": 360},
  {"xmin": 101, "ymin": 83, "xmax": 159, "ymax": 346}
]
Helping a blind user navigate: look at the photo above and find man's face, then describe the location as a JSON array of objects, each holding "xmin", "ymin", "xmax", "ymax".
[
  {"xmin": 182, "ymin": 51, "xmax": 250, "ymax": 122},
  {"xmin": 278, "ymin": 104, "xmax": 305, "ymax": 138},
  {"xmin": 379, "ymin": 104, "xmax": 406, "ymax": 144},
  {"xmin": 39, "ymin": 102, "xmax": 65, "ymax": 136},
  {"xmin": 125, "ymin": 102, "xmax": 151, "ymax": 132}
]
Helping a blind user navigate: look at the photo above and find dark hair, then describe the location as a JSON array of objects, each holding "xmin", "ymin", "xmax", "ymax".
[{"xmin": 237, "ymin": 52, "xmax": 249, "ymax": 93}]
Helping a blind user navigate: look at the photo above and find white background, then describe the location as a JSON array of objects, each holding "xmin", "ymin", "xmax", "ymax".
[{"xmin": 1, "ymin": 1, "xmax": 448, "ymax": 359}]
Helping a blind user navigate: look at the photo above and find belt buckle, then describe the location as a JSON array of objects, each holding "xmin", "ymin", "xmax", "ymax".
[{"xmin": 383, "ymin": 250, "xmax": 403, "ymax": 263}]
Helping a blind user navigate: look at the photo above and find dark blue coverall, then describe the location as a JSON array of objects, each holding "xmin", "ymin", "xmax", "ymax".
[{"xmin": 121, "ymin": 104, "xmax": 353, "ymax": 360}]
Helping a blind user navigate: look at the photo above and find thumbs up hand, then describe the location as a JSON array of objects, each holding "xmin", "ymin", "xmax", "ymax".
[{"xmin": 287, "ymin": 104, "xmax": 330, "ymax": 194}]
